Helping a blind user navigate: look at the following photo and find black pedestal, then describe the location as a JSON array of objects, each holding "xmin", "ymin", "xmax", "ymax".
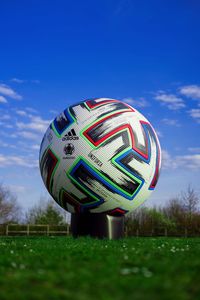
[{"xmin": 71, "ymin": 213, "xmax": 124, "ymax": 239}]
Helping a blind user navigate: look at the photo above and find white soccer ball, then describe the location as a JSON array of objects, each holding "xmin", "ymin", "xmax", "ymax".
[{"xmin": 39, "ymin": 98, "xmax": 161, "ymax": 216}]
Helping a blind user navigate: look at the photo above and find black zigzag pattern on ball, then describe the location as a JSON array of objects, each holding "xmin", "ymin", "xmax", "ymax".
[
  {"xmin": 119, "ymin": 153, "xmax": 144, "ymax": 177},
  {"xmin": 87, "ymin": 117, "xmax": 147, "ymax": 157},
  {"xmin": 68, "ymin": 179, "xmax": 98, "ymax": 206},
  {"xmin": 59, "ymin": 189, "xmax": 91, "ymax": 213},
  {"xmin": 99, "ymin": 169, "xmax": 140, "ymax": 195},
  {"xmin": 68, "ymin": 162, "xmax": 104, "ymax": 210},
  {"xmin": 86, "ymin": 98, "xmax": 117, "ymax": 109},
  {"xmin": 40, "ymin": 148, "xmax": 59, "ymax": 194},
  {"xmin": 97, "ymin": 102, "xmax": 133, "ymax": 119},
  {"xmin": 102, "ymin": 130, "xmax": 130, "ymax": 156},
  {"xmin": 73, "ymin": 164, "xmax": 113, "ymax": 194},
  {"xmin": 68, "ymin": 102, "xmax": 87, "ymax": 120},
  {"xmin": 86, "ymin": 114, "xmax": 129, "ymax": 143},
  {"xmin": 54, "ymin": 112, "xmax": 71, "ymax": 134},
  {"xmin": 102, "ymin": 130, "xmax": 144, "ymax": 177},
  {"xmin": 71, "ymin": 157, "xmax": 139, "ymax": 198}
]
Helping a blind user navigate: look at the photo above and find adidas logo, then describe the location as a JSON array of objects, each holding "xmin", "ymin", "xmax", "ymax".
[{"xmin": 62, "ymin": 129, "xmax": 79, "ymax": 141}]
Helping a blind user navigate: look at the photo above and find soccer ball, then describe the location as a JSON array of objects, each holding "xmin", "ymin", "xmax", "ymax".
[{"xmin": 39, "ymin": 98, "xmax": 161, "ymax": 216}]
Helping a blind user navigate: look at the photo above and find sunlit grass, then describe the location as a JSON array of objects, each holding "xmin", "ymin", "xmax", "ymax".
[{"xmin": 0, "ymin": 236, "xmax": 200, "ymax": 300}]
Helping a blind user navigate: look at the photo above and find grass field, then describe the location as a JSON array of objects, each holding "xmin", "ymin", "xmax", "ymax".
[{"xmin": 0, "ymin": 236, "xmax": 200, "ymax": 300}]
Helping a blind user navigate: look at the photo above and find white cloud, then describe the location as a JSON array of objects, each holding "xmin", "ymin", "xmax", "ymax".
[
  {"xmin": 123, "ymin": 97, "xmax": 149, "ymax": 108},
  {"xmin": 0, "ymin": 154, "xmax": 38, "ymax": 168},
  {"xmin": 162, "ymin": 118, "xmax": 181, "ymax": 127},
  {"xmin": 0, "ymin": 84, "xmax": 22, "ymax": 100},
  {"xmin": 25, "ymin": 107, "xmax": 38, "ymax": 113},
  {"xmin": 155, "ymin": 92, "xmax": 185, "ymax": 110},
  {"xmin": 162, "ymin": 150, "xmax": 177, "ymax": 169},
  {"xmin": 179, "ymin": 85, "xmax": 200, "ymax": 99},
  {"xmin": 0, "ymin": 140, "xmax": 16, "ymax": 148},
  {"xmin": 155, "ymin": 129, "xmax": 163, "ymax": 138},
  {"xmin": 17, "ymin": 131, "xmax": 40, "ymax": 140},
  {"xmin": 0, "ymin": 95, "xmax": 7, "ymax": 103},
  {"xmin": 0, "ymin": 130, "xmax": 17, "ymax": 138},
  {"xmin": 16, "ymin": 110, "xmax": 28, "ymax": 116},
  {"xmin": 4, "ymin": 124, "xmax": 13, "ymax": 129},
  {"xmin": 16, "ymin": 116, "xmax": 50, "ymax": 133},
  {"xmin": 188, "ymin": 109, "xmax": 200, "ymax": 123},
  {"xmin": 10, "ymin": 78, "xmax": 40, "ymax": 84},
  {"xmin": 162, "ymin": 149, "xmax": 200, "ymax": 170},
  {"xmin": 6, "ymin": 184, "xmax": 27, "ymax": 193},
  {"xmin": 0, "ymin": 114, "xmax": 11, "ymax": 120},
  {"xmin": 188, "ymin": 147, "xmax": 200, "ymax": 153},
  {"xmin": 0, "ymin": 114, "xmax": 12, "ymax": 128},
  {"xmin": 10, "ymin": 78, "xmax": 25, "ymax": 84},
  {"xmin": 0, "ymin": 128, "xmax": 42, "ymax": 141},
  {"xmin": 14, "ymin": 141, "xmax": 41, "ymax": 154},
  {"xmin": 0, "ymin": 109, "xmax": 49, "ymax": 146},
  {"xmin": 31, "ymin": 144, "xmax": 40, "ymax": 150},
  {"xmin": 176, "ymin": 154, "xmax": 200, "ymax": 169}
]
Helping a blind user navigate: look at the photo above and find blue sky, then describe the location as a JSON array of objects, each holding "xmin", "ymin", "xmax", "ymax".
[{"xmin": 0, "ymin": 0, "xmax": 200, "ymax": 211}]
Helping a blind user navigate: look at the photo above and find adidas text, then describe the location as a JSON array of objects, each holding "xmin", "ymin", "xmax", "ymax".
[
  {"xmin": 62, "ymin": 129, "xmax": 79, "ymax": 141},
  {"xmin": 62, "ymin": 136, "xmax": 79, "ymax": 141}
]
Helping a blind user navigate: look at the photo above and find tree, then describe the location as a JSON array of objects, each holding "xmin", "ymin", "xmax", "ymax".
[
  {"xmin": 181, "ymin": 185, "xmax": 199, "ymax": 227},
  {"xmin": 148, "ymin": 207, "xmax": 175, "ymax": 229},
  {"xmin": 181, "ymin": 185, "xmax": 199, "ymax": 214},
  {"xmin": 26, "ymin": 198, "xmax": 66, "ymax": 225},
  {"xmin": 162, "ymin": 197, "xmax": 185, "ymax": 226},
  {"xmin": 126, "ymin": 205, "xmax": 175, "ymax": 235},
  {"xmin": 0, "ymin": 183, "xmax": 21, "ymax": 224}
]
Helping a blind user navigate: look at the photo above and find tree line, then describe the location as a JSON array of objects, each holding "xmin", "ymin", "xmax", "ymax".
[
  {"xmin": 1, "ymin": 183, "xmax": 200, "ymax": 235},
  {"xmin": 0, "ymin": 183, "xmax": 67, "ymax": 225},
  {"xmin": 126, "ymin": 185, "xmax": 200, "ymax": 235}
]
